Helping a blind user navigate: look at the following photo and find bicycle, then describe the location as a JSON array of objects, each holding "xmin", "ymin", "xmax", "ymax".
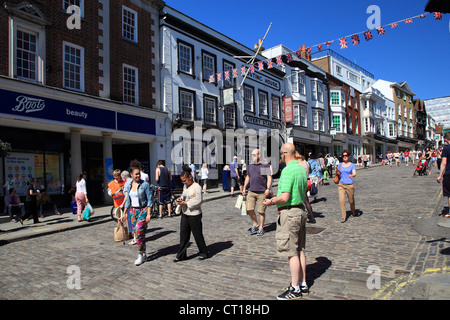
[{"xmin": 150, "ymin": 184, "xmax": 180, "ymax": 219}]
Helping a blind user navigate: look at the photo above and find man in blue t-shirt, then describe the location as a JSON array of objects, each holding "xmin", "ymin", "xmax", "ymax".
[
  {"xmin": 229, "ymin": 156, "xmax": 241, "ymax": 197},
  {"xmin": 437, "ymin": 132, "xmax": 450, "ymax": 217}
]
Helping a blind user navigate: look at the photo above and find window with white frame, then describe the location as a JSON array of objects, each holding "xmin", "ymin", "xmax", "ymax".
[
  {"xmin": 409, "ymin": 123, "xmax": 413, "ymax": 138},
  {"xmin": 16, "ymin": 29, "xmax": 38, "ymax": 81},
  {"xmin": 180, "ymin": 89, "xmax": 195, "ymax": 121},
  {"xmin": 348, "ymin": 71, "xmax": 359, "ymax": 84},
  {"xmin": 336, "ymin": 64, "xmax": 342, "ymax": 75},
  {"xmin": 398, "ymin": 119, "xmax": 402, "ymax": 136},
  {"xmin": 224, "ymin": 105, "xmax": 235, "ymax": 129},
  {"xmin": 299, "ymin": 74, "xmax": 306, "ymax": 95},
  {"xmin": 333, "ymin": 115, "xmax": 341, "ymax": 132},
  {"xmin": 311, "ymin": 81, "xmax": 324, "ymax": 102},
  {"xmin": 258, "ymin": 91, "xmax": 268, "ymax": 116},
  {"xmin": 331, "ymin": 92, "xmax": 340, "ymax": 105},
  {"xmin": 243, "ymin": 85, "xmax": 254, "ymax": 112},
  {"xmin": 63, "ymin": 42, "xmax": 84, "ymax": 92},
  {"xmin": 223, "ymin": 60, "xmax": 235, "ymax": 88},
  {"xmin": 291, "ymin": 70, "xmax": 298, "ymax": 92},
  {"xmin": 178, "ymin": 41, "xmax": 193, "ymax": 75},
  {"xmin": 293, "ymin": 105, "xmax": 300, "ymax": 126},
  {"xmin": 202, "ymin": 51, "xmax": 216, "ymax": 81},
  {"xmin": 122, "ymin": 6, "xmax": 137, "ymax": 42},
  {"xmin": 403, "ymin": 120, "xmax": 407, "ymax": 136},
  {"xmin": 389, "ymin": 123, "xmax": 395, "ymax": 137},
  {"xmin": 271, "ymin": 95, "xmax": 280, "ymax": 119},
  {"xmin": 293, "ymin": 104, "xmax": 307, "ymax": 127},
  {"xmin": 203, "ymin": 95, "xmax": 217, "ymax": 125},
  {"xmin": 63, "ymin": 0, "xmax": 84, "ymax": 18},
  {"xmin": 123, "ymin": 64, "xmax": 138, "ymax": 105},
  {"xmin": 313, "ymin": 110, "xmax": 324, "ymax": 131}
]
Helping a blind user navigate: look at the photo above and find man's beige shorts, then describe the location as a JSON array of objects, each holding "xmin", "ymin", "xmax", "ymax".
[
  {"xmin": 276, "ymin": 207, "xmax": 307, "ymax": 257},
  {"xmin": 246, "ymin": 191, "xmax": 266, "ymax": 214}
]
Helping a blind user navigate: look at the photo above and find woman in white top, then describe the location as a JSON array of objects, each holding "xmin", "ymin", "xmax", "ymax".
[
  {"xmin": 174, "ymin": 170, "xmax": 208, "ymax": 262},
  {"xmin": 75, "ymin": 171, "xmax": 88, "ymax": 222},
  {"xmin": 200, "ymin": 163, "xmax": 209, "ymax": 194}
]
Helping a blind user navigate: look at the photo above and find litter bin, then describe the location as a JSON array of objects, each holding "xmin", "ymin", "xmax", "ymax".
[{"xmin": 222, "ymin": 170, "xmax": 230, "ymax": 192}]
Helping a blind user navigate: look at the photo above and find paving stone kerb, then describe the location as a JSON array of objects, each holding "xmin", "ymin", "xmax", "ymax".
[{"xmin": 0, "ymin": 164, "xmax": 448, "ymax": 300}]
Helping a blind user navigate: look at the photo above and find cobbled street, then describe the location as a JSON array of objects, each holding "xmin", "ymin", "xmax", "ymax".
[{"xmin": 1, "ymin": 164, "xmax": 449, "ymax": 300}]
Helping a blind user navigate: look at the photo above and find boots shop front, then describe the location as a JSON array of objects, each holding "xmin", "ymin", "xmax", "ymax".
[{"xmin": 0, "ymin": 82, "xmax": 166, "ymax": 207}]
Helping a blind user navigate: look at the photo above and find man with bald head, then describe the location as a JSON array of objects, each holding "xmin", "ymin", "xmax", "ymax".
[
  {"xmin": 264, "ymin": 143, "xmax": 308, "ymax": 300},
  {"xmin": 242, "ymin": 148, "xmax": 272, "ymax": 236}
]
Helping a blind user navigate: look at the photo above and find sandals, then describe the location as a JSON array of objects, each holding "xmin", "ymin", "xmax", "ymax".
[{"xmin": 128, "ymin": 239, "xmax": 137, "ymax": 245}]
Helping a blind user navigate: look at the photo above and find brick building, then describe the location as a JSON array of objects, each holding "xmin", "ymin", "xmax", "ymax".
[{"xmin": 0, "ymin": 0, "xmax": 166, "ymax": 205}]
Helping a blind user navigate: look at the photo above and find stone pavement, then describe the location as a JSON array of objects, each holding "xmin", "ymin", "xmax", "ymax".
[{"xmin": 0, "ymin": 163, "xmax": 449, "ymax": 300}]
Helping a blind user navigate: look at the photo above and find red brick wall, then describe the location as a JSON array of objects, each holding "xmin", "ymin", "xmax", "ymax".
[
  {"xmin": 0, "ymin": 0, "xmax": 101, "ymax": 96},
  {"xmin": 109, "ymin": 0, "xmax": 156, "ymax": 108}
]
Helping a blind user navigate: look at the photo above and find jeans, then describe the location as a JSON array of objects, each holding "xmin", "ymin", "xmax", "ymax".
[{"xmin": 8, "ymin": 204, "xmax": 25, "ymax": 219}]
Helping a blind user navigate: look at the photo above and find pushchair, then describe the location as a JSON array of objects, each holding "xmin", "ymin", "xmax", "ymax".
[{"xmin": 413, "ymin": 160, "xmax": 428, "ymax": 176}]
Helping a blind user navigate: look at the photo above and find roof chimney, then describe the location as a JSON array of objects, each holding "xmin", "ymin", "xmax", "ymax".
[{"xmin": 254, "ymin": 39, "xmax": 265, "ymax": 52}]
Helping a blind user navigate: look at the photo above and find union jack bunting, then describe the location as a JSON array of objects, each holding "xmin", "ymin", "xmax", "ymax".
[
  {"xmin": 376, "ymin": 26, "xmax": 386, "ymax": 35},
  {"xmin": 339, "ymin": 37, "xmax": 348, "ymax": 49},
  {"xmin": 209, "ymin": 75, "xmax": 215, "ymax": 83},
  {"xmin": 249, "ymin": 64, "xmax": 255, "ymax": 73},
  {"xmin": 404, "ymin": 18, "xmax": 413, "ymax": 23},
  {"xmin": 295, "ymin": 50, "xmax": 302, "ymax": 59},
  {"xmin": 364, "ymin": 30, "xmax": 373, "ymax": 41},
  {"xmin": 276, "ymin": 56, "xmax": 283, "ymax": 66},
  {"xmin": 216, "ymin": 73, "xmax": 222, "ymax": 81},
  {"xmin": 317, "ymin": 44, "xmax": 323, "ymax": 51},
  {"xmin": 306, "ymin": 47, "xmax": 311, "ymax": 54},
  {"xmin": 224, "ymin": 71, "xmax": 230, "ymax": 81},
  {"xmin": 419, "ymin": 14, "xmax": 426, "ymax": 18},
  {"xmin": 257, "ymin": 61, "xmax": 264, "ymax": 71},
  {"xmin": 241, "ymin": 66, "xmax": 246, "ymax": 76},
  {"xmin": 266, "ymin": 59, "xmax": 274, "ymax": 69},
  {"xmin": 286, "ymin": 53, "xmax": 293, "ymax": 63},
  {"xmin": 390, "ymin": 22, "xmax": 398, "ymax": 28},
  {"xmin": 325, "ymin": 41, "xmax": 333, "ymax": 47},
  {"xmin": 232, "ymin": 69, "xmax": 238, "ymax": 78},
  {"xmin": 351, "ymin": 34, "xmax": 360, "ymax": 46},
  {"xmin": 434, "ymin": 12, "xmax": 442, "ymax": 20}
]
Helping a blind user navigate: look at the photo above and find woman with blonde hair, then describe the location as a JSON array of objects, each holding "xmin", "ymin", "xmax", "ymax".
[{"xmin": 295, "ymin": 151, "xmax": 310, "ymax": 175}]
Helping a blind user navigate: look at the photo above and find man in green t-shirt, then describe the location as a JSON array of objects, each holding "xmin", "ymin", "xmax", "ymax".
[{"xmin": 264, "ymin": 142, "xmax": 308, "ymax": 300}]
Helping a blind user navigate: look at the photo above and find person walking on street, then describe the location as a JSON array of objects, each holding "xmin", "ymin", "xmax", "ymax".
[
  {"xmin": 21, "ymin": 178, "xmax": 40, "ymax": 224},
  {"xmin": 337, "ymin": 150, "xmax": 357, "ymax": 223},
  {"xmin": 174, "ymin": 169, "xmax": 208, "ymax": 262},
  {"xmin": 437, "ymin": 132, "xmax": 450, "ymax": 218},
  {"xmin": 242, "ymin": 149, "xmax": 272, "ymax": 236},
  {"xmin": 155, "ymin": 160, "xmax": 172, "ymax": 218},
  {"xmin": 121, "ymin": 160, "xmax": 153, "ymax": 266},
  {"xmin": 75, "ymin": 171, "xmax": 88, "ymax": 222},
  {"xmin": 200, "ymin": 163, "xmax": 209, "ymax": 194},
  {"xmin": 229, "ymin": 156, "xmax": 240, "ymax": 197},
  {"xmin": 263, "ymin": 143, "xmax": 308, "ymax": 300}
]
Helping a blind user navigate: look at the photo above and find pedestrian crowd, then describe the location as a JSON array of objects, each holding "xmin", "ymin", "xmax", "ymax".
[{"xmin": 2, "ymin": 137, "xmax": 448, "ymax": 300}]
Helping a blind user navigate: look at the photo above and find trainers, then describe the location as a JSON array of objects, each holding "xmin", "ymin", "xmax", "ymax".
[
  {"xmin": 134, "ymin": 253, "xmax": 147, "ymax": 266},
  {"xmin": 256, "ymin": 228, "xmax": 265, "ymax": 236},
  {"xmin": 300, "ymin": 285, "xmax": 309, "ymax": 295},
  {"xmin": 249, "ymin": 225, "xmax": 258, "ymax": 235},
  {"xmin": 277, "ymin": 286, "xmax": 302, "ymax": 300}
]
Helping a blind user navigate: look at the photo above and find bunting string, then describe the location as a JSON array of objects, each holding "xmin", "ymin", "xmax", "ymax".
[{"xmin": 208, "ymin": 12, "xmax": 444, "ymax": 85}]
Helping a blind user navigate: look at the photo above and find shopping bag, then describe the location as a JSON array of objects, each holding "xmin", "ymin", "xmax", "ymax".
[
  {"xmin": 83, "ymin": 207, "xmax": 90, "ymax": 221},
  {"xmin": 114, "ymin": 221, "xmax": 129, "ymax": 242},
  {"xmin": 71, "ymin": 201, "xmax": 77, "ymax": 215},
  {"xmin": 323, "ymin": 170, "xmax": 329, "ymax": 181},
  {"xmin": 86, "ymin": 202, "xmax": 95, "ymax": 216},
  {"xmin": 241, "ymin": 197, "xmax": 247, "ymax": 215},
  {"xmin": 235, "ymin": 195, "xmax": 244, "ymax": 209}
]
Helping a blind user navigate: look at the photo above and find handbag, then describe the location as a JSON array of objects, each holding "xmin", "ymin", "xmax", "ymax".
[
  {"xmin": 114, "ymin": 221, "xmax": 129, "ymax": 242},
  {"xmin": 334, "ymin": 164, "xmax": 341, "ymax": 184},
  {"xmin": 310, "ymin": 182, "xmax": 318, "ymax": 195},
  {"xmin": 235, "ymin": 195, "xmax": 244, "ymax": 209}
]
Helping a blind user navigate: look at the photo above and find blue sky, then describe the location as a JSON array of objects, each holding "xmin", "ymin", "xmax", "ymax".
[{"xmin": 164, "ymin": 0, "xmax": 449, "ymax": 100}]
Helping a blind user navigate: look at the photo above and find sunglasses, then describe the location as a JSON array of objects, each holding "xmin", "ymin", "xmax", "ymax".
[{"xmin": 343, "ymin": 154, "xmax": 349, "ymax": 157}]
